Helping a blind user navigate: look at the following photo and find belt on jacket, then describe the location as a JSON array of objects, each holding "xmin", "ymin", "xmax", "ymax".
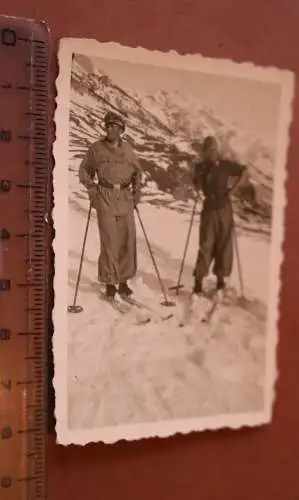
[{"xmin": 98, "ymin": 179, "xmax": 132, "ymax": 190}]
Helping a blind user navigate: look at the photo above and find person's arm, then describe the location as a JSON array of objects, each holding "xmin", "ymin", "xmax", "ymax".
[
  {"xmin": 226, "ymin": 161, "xmax": 248, "ymax": 193},
  {"xmin": 192, "ymin": 161, "xmax": 204, "ymax": 192},
  {"xmin": 130, "ymin": 148, "xmax": 143, "ymax": 207},
  {"xmin": 78, "ymin": 146, "xmax": 98, "ymax": 204},
  {"xmin": 226, "ymin": 161, "xmax": 257, "ymax": 203}
]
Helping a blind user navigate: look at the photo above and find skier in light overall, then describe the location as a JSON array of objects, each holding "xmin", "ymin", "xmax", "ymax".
[
  {"xmin": 192, "ymin": 135, "xmax": 254, "ymax": 298},
  {"xmin": 78, "ymin": 111, "xmax": 142, "ymax": 301}
]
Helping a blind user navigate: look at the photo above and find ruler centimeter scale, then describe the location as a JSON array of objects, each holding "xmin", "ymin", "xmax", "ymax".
[{"xmin": 0, "ymin": 16, "xmax": 50, "ymax": 500}]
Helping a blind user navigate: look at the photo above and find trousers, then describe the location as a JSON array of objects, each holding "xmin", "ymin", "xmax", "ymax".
[
  {"xmin": 96, "ymin": 207, "xmax": 137, "ymax": 285},
  {"xmin": 194, "ymin": 202, "xmax": 234, "ymax": 280}
]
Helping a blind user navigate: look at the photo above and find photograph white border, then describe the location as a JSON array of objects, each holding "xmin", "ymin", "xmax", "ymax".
[{"xmin": 53, "ymin": 38, "xmax": 295, "ymax": 445}]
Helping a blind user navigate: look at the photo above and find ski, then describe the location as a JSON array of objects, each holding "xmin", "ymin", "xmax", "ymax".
[
  {"xmin": 201, "ymin": 291, "xmax": 223, "ymax": 324},
  {"xmin": 119, "ymin": 294, "xmax": 174, "ymax": 322},
  {"xmin": 98, "ymin": 291, "xmax": 152, "ymax": 325},
  {"xmin": 179, "ymin": 290, "xmax": 222, "ymax": 327},
  {"xmin": 118, "ymin": 294, "xmax": 152, "ymax": 324},
  {"xmin": 179, "ymin": 293, "xmax": 198, "ymax": 327},
  {"xmin": 119, "ymin": 294, "xmax": 146, "ymax": 310},
  {"xmin": 201, "ymin": 297, "xmax": 218, "ymax": 323},
  {"xmin": 98, "ymin": 291, "xmax": 130, "ymax": 315}
]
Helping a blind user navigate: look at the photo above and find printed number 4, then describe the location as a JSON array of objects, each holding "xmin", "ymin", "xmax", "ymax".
[{"xmin": 1, "ymin": 29, "xmax": 16, "ymax": 46}]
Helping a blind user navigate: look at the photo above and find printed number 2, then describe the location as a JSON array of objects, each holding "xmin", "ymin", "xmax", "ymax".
[{"xmin": 1, "ymin": 29, "xmax": 16, "ymax": 46}]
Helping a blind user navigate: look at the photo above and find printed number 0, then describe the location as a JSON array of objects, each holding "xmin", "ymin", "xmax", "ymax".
[{"xmin": 1, "ymin": 29, "xmax": 17, "ymax": 47}]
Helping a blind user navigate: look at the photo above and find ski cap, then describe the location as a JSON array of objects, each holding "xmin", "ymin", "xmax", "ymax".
[
  {"xmin": 104, "ymin": 111, "xmax": 125, "ymax": 131},
  {"xmin": 202, "ymin": 135, "xmax": 217, "ymax": 150}
]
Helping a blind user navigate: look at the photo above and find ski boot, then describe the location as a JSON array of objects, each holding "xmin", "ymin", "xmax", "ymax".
[
  {"xmin": 118, "ymin": 281, "xmax": 133, "ymax": 298},
  {"xmin": 192, "ymin": 278, "xmax": 203, "ymax": 297},
  {"xmin": 215, "ymin": 277, "xmax": 225, "ymax": 301},
  {"xmin": 106, "ymin": 284, "xmax": 117, "ymax": 302}
]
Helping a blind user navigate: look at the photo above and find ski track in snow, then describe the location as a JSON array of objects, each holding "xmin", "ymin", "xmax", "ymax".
[{"xmin": 67, "ymin": 161, "xmax": 268, "ymax": 431}]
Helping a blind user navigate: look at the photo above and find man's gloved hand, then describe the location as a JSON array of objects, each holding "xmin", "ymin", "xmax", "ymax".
[
  {"xmin": 87, "ymin": 185, "xmax": 98, "ymax": 208},
  {"xmin": 133, "ymin": 192, "xmax": 141, "ymax": 209}
]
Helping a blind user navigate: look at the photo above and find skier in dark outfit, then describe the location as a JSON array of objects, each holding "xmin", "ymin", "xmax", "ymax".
[{"xmin": 192, "ymin": 135, "xmax": 251, "ymax": 296}]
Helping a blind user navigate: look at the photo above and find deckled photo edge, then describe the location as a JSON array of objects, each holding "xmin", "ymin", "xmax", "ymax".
[
  {"xmin": 52, "ymin": 38, "xmax": 75, "ymax": 436},
  {"xmin": 264, "ymin": 70, "xmax": 295, "ymax": 417},
  {"xmin": 52, "ymin": 37, "xmax": 295, "ymax": 445},
  {"xmin": 56, "ymin": 37, "xmax": 295, "ymax": 84},
  {"xmin": 58, "ymin": 411, "xmax": 269, "ymax": 447}
]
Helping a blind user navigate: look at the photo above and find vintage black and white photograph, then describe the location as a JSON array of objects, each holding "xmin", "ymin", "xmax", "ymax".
[{"xmin": 53, "ymin": 39, "xmax": 294, "ymax": 445}]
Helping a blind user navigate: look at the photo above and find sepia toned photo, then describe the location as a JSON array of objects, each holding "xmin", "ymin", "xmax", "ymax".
[{"xmin": 53, "ymin": 39, "xmax": 294, "ymax": 445}]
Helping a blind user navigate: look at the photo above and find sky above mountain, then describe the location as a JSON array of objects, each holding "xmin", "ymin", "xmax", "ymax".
[{"xmin": 74, "ymin": 52, "xmax": 281, "ymax": 150}]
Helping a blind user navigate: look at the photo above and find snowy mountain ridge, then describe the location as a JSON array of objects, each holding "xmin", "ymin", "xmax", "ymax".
[{"xmin": 69, "ymin": 54, "xmax": 275, "ymax": 232}]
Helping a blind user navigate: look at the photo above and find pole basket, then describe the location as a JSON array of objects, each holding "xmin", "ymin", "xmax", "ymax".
[
  {"xmin": 68, "ymin": 304, "xmax": 84, "ymax": 313},
  {"xmin": 168, "ymin": 284, "xmax": 184, "ymax": 295}
]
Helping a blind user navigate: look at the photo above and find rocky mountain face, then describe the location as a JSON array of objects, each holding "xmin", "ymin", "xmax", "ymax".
[{"xmin": 69, "ymin": 54, "xmax": 274, "ymax": 229}]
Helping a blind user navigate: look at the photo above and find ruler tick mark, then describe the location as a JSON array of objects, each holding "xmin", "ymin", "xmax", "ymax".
[
  {"xmin": 18, "ymin": 476, "xmax": 39, "ymax": 482},
  {"xmin": 1, "ymin": 82, "xmax": 12, "ymax": 89},
  {"xmin": 18, "ymin": 37, "xmax": 45, "ymax": 44},
  {"xmin": 18, "ymin": 332, "xmax": 38, "ymax": 336},
  {"xmin": 16, "ymin": 183, "xmax": 36, "ymax": 189},
  {"xmin": 18, "ymin": 428, "xmax": 38, "ymax": 434},
  {"xmin": 26, "ymin": 451, "xmax": 39, "ymax": 458}
]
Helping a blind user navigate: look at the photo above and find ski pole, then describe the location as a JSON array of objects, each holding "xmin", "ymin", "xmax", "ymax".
[
  {"xmin": 169, "ymin": 192, "xmax": 199, "ymax": 295},
  {"xmin": 228, "ymin": 183, "xmax": 246, "ymax": 300},
  {"xmin": 68, "ymin": 202, "xmax": 92, "ymax": 313},
  {"xmin": 135, "ymin": 206, "xmax": 175, "ymax": 307},
  {"xmin": 232, "ymin": 220, "xmax": 245, "ymax": 298}
]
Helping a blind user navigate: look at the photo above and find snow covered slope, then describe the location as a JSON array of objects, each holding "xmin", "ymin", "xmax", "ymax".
[{"xmin": 67, "ymin": 158, "xmax": 269, "ymax": 431}]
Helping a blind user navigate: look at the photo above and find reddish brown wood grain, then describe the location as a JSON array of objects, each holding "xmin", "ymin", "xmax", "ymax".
[{"xmin": 0, "ymin": 1, "xmax": 298, "ymax": 498}]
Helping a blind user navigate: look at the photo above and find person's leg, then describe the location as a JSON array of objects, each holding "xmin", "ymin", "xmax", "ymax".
[
  {"xmin": 213, "ymin": 204, "xmax": 234, "ymax": 291},
  {"xmin": 117, "ymin": 209, "xmax": 137, "ymax": 297},
  {"xmin": 96, "ymin": 208, "xmax": 120, "ymax": 299},
  {"xmin": 193, "ymin": 209, "xmax": 216, "ymax": 294}
]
